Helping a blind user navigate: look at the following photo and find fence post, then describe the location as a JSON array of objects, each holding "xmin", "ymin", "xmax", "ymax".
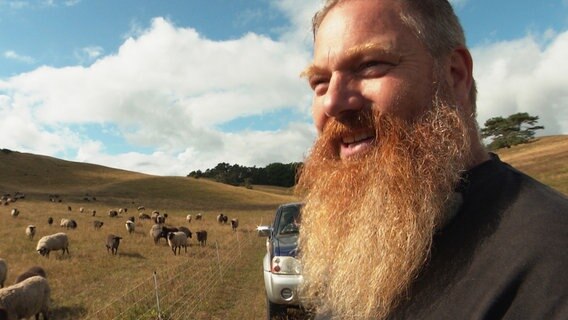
[
  {"xmin": 153, "ymin": 271, "xmax": 163, "ymax": 320},
  {"xmin": 215, "ymin": 240, "xmax": 223, "ymax": 281}
]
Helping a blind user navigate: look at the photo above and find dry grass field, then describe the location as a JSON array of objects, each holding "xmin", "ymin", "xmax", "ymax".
[
  {"xmin": 0, "ymin": 149, "xmax": 298, "ymax": 319},
  {"xmin": 0, "ymin": 135, "xmax": 565, "ymax": 319}
]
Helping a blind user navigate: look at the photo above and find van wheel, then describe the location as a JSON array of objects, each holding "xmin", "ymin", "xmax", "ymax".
[{"xmin": 267, "ymin": 297, "xmax": 287, "ymax": 319}]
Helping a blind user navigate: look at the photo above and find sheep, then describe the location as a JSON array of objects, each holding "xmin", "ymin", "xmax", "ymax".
[
  {"xmin": 93, "ymin": 220, "xmax": 104, "ymax": 230},
  {"xmin": 36, "ymin": 232, "xmax": 69, "ymax": 257},
  {"xmin": 195, "ymin": 213, "xmax": 203, "ymax": 220},
  {"xmin": 137, "ymin": 206, "xmax": 145, "ymax": 211},
  {"xmin": 0, "ymin": 259, "xmax": 6, "ymax": 288},
  {"xmin": 217, "ymin": 214, "xmax": 224, "ymax": 224},
  {"xmin": 10, "ymin": 209, "xmax": 19, "ymax": 217},
  {"xmin": 221, "ymin": 215, "xmax": 228, "ymax": 224},
  {"xmin": 108, "ymin": 210, "xmax": 118, "ymax": 218},
  {"xmin": 67, "ymin": 205, "xmax": 72, "ymax": 211},
  {"xmin": 139, "ymin": 213, "xmax": 151, "ymax": 220},
  {"xmin": 0, "ymin": 276, "xmax": 50, "ymax": 320},
  {"xmin": 47, "ymin": 217, "xmax": 53, "ymax": 226},
  {"xmin": 25, "ymin": 225, "xmax": 36, "ymax": 240},
  {"xmin": 60, "ymin": 218, "xmax": 77, "ymax": 229},
  {"xmin": 167, "ymin": 232, "xmax": 188, "ymax": 255},
  {"xmin": 106, "ymin": 234, "xmax": 122, "ymax": 255},
  {"xmin": 178, "ymin": 226, "xmax": 192, "ymax": 239},
  {"xmin": 196, "ymin": 230, "xmax": 208, "ymax": 247},
  {"xmin": 186, "ymin": 214, "xmax": 192, "ymax": 223},
  {"xmin": 79, "ymin": 207, "xmax": 84, "ymax": 213},
  {"xmin": 91, "ymin": 209, "xmax": 96, "ymax": 217},
  {"xmin": 231, "ymin": 218, "xmax": 239, "ymax": 232},
  {"xmin": 127, "ymin": 216, "xmax": 135, "ymax": 223},
  {"xmin": 125, "ymin": 220, "xmax": 135, "ymax": 234},
  {"xmin": 150, "ymin": 224, "xmax": 163, "ymax": 245},
  {"xmin": 15, "ymin": 266, "xmax": 46, "ymax": 284},
  {"xmin": 159, "ymin": 226, "xmax": 179, "ymax": 242}
]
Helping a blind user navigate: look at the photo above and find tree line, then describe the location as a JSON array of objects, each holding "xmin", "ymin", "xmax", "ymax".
[{"xmin": 187, "ymin": 162, "xmax": 302, "ymax": 188}]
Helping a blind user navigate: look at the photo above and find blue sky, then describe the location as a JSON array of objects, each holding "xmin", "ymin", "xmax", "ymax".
[{"xmin": 1, "ymin": 0, "xmax": 567, "ymax": 175}]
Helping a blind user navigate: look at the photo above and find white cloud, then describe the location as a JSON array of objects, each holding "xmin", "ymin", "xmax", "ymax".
[
  {"xmin": 4, "ymin": 50, "xmax": 35, "ymax": 64},
  {"xmin": 0, "ymin": 15, "xmax": 315, "ymax": 175},
  {"xmin": 472, "ymin": 30, "xmax": 568, "ymax": 136},
  {"xmin": 74, "ymin": 46, "xmax": 104, "ymax": 64}
]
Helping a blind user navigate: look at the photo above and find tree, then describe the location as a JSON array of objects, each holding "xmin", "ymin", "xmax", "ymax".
[{"xmin": 481, "ymin": 112, "xmax": 544, "ymax": 150}]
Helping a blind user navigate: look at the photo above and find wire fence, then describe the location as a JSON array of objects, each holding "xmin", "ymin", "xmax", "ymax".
[{"xmin": 85, "ymin": 230, "xmax": 257, "ymax": 320}]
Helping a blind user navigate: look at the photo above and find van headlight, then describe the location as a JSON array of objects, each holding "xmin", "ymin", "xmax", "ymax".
[{"xmin": 271, "ymin": 256, "xmax": 302, "ymax": 275}]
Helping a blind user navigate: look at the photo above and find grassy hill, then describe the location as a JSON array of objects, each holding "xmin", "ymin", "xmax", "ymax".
[
  {"xmin": 495, "ymin": 135, "xmax": 568, "ymax": 195},
  {"xmin": 0, "ymin": 148, "xmax": 297, "ymax": 211}
]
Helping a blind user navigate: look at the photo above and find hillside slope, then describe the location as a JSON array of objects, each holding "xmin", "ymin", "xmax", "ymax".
[
  {"xmin": 0, "ymin": 149, "xmax": 297, "ymax": 210},
  {"xmin": 495, "ymin": 135, "xmax": 568, "ymax": 195}
]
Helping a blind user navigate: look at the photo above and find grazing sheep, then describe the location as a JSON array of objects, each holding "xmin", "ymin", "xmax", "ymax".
[
  {"xmin": 127, "ymin": 216, "xmax": 135, "ymax": 223},
  {"xmin": 125, "ymin": 220, "xmax": 135, "ymax": 234},
  {"xmin": 10, "ymin": 209, "xmax": 19, "ymax": 217},
  {"xmin": 67, "ymin": 205, "xmax": 72, "ymax": 211},
  {"xmin": 186, "ymin": 214, "xmax": 192, "ymax": 223},
  {"xmin": 150, "ymin": 224, "xmax": 163, "ymax": 245},
  {"xmin": 159, "ymin": 226, "xmax": 179, "ymax": 242},
  {"xmin": 167, "ymin": 232, "xmax": 188, "ymax": 255},
  {"xmin": 106, "ymin": 234, "xmax": 122, "ymax": 255},
  {"xmin": 0, "ymin": 259, "xmax": 6, "ymax": 288},
  {"xmin": 91, "ymin": 209, "xmax": 96, "ymax": 217},
  {"xmin": 231, "ymin": 218, "xmax": 239, "ymax": 232},
  {"xmin": 0, "ymin": 276, "xmax": 50, "ymax": 320},
  {"xmin": 139, "ymin": 213, "xmax": 151, "ymax": 220},
  {"xmin": 60, "ymin": 218, "xmax": 77, "ymax": 229},
  {"xmin": 15, "ymin": 266, "xmax": 46, "ymax": 284},
  {"xmin": 137, "ymin": 206, "xmax": 145, "ymax": 211},
  {"xmin": 217, "ymin": 214, "xmax": 224, "ymax": 224},
  {"xmin": 196, "ymin": 230, "xmax": 208, "ymax": 247},
  {"xmin": 47, "ymin": 217, "xmax": 53, "ymax": 226},
  {"xmin": 178, "ymin": 226, "xmax": 192, "ymax": 239},
  {"xmin": 25, "ymin": 225, "xmax": 36, "ymax": 240},
  {"xmin": 79, "ymin": 207, "xmax": 84, "ymax": 213},
  {"xmin": 118, "ymin": 208, "xmax": 127, "ymax": 214},
  {"xmin": 93, "ymin": 220, "xmax": 104, "ymax": 230},
  {"xmin": 195, "ymin": 213, "xmax": 203, "ymax": 220},
  {"xmin": 108, "ymin": 210, "xmax": 118, "ymax": 218},
  {"xmin": 36, "ymin": 232, "xmax": 69, "ymax": 257}
]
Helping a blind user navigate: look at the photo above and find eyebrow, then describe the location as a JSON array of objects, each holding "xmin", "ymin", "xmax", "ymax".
[{"xmin": 300, "ymin": 42, "xmax": 398, "ymax": 79}]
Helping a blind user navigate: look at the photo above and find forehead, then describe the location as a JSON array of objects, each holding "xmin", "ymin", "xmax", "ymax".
[{"xmin": 313, "ymin": 0, "xmax": 420, "ymax": 63}]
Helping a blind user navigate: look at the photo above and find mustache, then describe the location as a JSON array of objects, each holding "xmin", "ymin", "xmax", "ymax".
[{"xmin": 321, "ymin": 109, "xmax": 377, "ymax": 140}]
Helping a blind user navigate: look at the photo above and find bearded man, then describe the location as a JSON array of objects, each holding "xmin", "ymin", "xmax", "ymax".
[{"xmin": 296, "ymin": 0, "xmax": 568, "ymax": 319}]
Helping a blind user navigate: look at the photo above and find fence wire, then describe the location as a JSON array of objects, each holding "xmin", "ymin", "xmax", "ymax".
[{"xmin": 85, "ymin": 229, "xmax": 257, "ymax": 320}]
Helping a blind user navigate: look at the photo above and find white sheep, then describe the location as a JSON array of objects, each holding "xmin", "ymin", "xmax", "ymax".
[
  {"xmin": 25, "ymin": 225, "xmax": 36, "ymax": 240},
  {"xmin": 150, "ymin": 224, "xmax": 163, "ymax": 245},
  {"xmin": 0, "ymin": 259, "xmax": 6, "ymax": 288},
  {"xmin": 60, "ymin": 218, "xmax": 77, "ymax": 229},
  {"xmin": 10, "ymin": 208, "xmax": 19, "ymax": 217},
  {"xmin": 167, "ymin": 231, "xmax": 188, "ymax": 255},
  {"xmin": 79, "ymin": 207, "xmax": 84, "ymax": 213},
  {"xmin": 186, "ymin": 214, "xmax": 192, "ymax": 223},
  {"xmin": 36, "ymin": 232, "xmax": 69, "ymax": 257},
  {"xmin": 0, "ymin": 275, "xmax": 50, "ymax": 320},
  {"xmin": 125, "ymin": 220, "xmax": 135, "ymax": 234}
]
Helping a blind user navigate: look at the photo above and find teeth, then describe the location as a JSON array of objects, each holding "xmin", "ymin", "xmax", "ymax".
[{"xmin": 343, "ymin": 132, "xmax": 373, "ymax": 144}]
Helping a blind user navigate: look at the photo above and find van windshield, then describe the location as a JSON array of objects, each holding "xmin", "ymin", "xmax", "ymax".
[{"xmin": 277, "ymin": 206, "xmax": 300, "ymax": 235}]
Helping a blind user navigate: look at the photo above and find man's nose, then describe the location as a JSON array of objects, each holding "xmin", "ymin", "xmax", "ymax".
[{"xmin": 322, "ymin": 72, "xmax": 364, "ymax": 118}]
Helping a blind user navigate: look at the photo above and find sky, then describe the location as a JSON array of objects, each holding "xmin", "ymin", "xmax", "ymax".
[{"xmin": 1, "ymin": 0, "xmax": 567, "ymax": 176}]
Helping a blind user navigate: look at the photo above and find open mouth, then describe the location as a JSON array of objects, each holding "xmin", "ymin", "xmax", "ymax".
[{"xmin": 340, "ymin": 131, "xmax": 375, "ymax": 159}]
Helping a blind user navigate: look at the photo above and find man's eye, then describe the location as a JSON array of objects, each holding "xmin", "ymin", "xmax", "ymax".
[
  {"xmin": 309, "ymin": 77, "xmax": 329, "ymax": 93},
  {"xmin": 358, "ymin": 60, "xmax": 393, "ymax": 76}
]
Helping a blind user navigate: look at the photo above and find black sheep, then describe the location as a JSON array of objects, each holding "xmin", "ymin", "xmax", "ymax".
[{"xmin": 105, "ymin": 234, "xmax": 122, "ymax": 255}]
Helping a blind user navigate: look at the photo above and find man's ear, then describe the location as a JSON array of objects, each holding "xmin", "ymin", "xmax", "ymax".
[{"xmin": 448, "ymin": 47, "xmax": 473, "ymax": 107}]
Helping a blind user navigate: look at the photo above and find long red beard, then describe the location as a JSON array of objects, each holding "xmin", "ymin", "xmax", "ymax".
[{"xmin": 296, "ymin": 99, "xmax": 472, "ymax": 319}]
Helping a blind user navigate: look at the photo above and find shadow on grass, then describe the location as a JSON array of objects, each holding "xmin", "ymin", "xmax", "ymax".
[
  {"xmin": 118, "ymin": 251, "xmax": 146, "ymax": 259},
  {"xmin": 51, "ymin": 304, "xmax": 88, "ymax": 320}
]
